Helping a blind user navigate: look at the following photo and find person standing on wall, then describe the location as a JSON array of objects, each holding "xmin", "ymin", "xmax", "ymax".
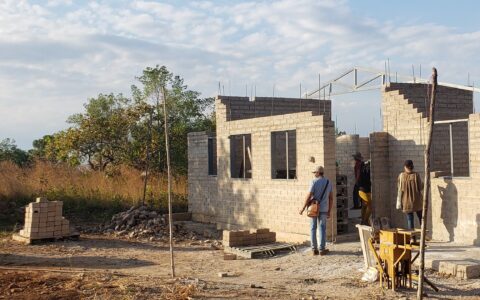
[
  {"xmin": 300, "ymin": 166, "xmax": 333, "ymax": 256},
  {"xmin": 396, "ymin": 160, "xmax": 424, "ymax": 229},
  {"xmin": 358, "ymin": 160, "xmax": 372, "ymax": 225},
  {"xmin": 352, "ymin": 152, "xmax": 363, "ymax": 209}
]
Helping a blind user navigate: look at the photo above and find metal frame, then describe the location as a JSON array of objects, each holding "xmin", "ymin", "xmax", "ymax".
[{"xmin": 307, "ymin": 67, "xmax": 480, "ymax": 99}]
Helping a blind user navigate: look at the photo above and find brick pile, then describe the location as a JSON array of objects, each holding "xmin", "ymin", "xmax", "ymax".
[
  {"xmin": 19, "ymin": 197, "xmax": 70, "ymax": 239},
  {"xmin": 223, "ymin": 228, "xmax": 276, "ymax": 247}
]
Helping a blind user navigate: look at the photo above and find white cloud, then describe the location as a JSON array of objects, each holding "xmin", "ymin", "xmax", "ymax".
[{"xmin": 0, "ymin": 0, "xmax": 479, "ymax": 148}]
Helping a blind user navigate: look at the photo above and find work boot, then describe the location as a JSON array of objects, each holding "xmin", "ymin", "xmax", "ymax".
[
  {"xmin": 312, "ymin": 249, "xmax": 319, "ymax": 256},
  {"xmin": 320, "ymin": 249, "xmax": 330, "ymax": 256}
]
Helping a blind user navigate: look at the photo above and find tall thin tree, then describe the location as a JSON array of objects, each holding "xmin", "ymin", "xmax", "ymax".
[
  {"xmin": 417, "ymin": 67, "xmax": 437, "ymax": 299},
  {"xmin": 160, "ymin": 85, "xmax": 175, "ymax": 278}
]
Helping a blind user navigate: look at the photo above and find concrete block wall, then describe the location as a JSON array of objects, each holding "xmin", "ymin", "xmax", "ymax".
[
  {"xmin": 385, "ymin": 83, "xmax": 473, "ymax": 121},
  {"xmin": 188, "ymin": 95, "xmax": 336, "ymax": 243},
  {"xmin": 187, "ymin": 131, "xmax": 218, "ymax": 223},
  {"xmin": 430, "ymin": 177, "xmax": 480, "ymax": 245},
  {"xmin": 370, "ymin": 132, "xmax": 390, "ymax": 218},
  {"xmin": 214, "ymin": 111, "xmax": 336, "ymax": 242},
  {"xmin": 335, "ymin": 135, "xmax": 359, "ymax": 209},
  {"xmin": 359, "ymin": 137, "xmax": 371, "ymax": 160},
  {"xmin": 217, "ymin": 96, "xmax": 332, "ymax": 122},
  {"xmin": 384, "ymin": 83, "xmax": 471, "ymax": 177},
  {"xmin": 469, "ymin": 114, "xmax": 480, "ymax": 178},
  {"xmin": 431, "ymin": 122, "xmax": 469, "ymax": 177},
  {"xmin": 382, "ymin": 87, "xmax": 428, "ymax": 227},
  {"xmin": 381, "ymin": 83, "xmax": 473, "ymax": 228},
  {"xmin": 428, "ymin": 114, "xmax": 480, "ymax": 245}
]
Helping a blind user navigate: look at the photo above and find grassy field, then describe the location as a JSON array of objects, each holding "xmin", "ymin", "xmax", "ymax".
[{"xmin": 0, "ymin": 161, "xmax": 188, "ymax": 229}]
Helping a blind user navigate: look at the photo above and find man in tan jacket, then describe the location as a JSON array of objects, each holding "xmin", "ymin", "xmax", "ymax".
[{"xmin": 396, "ymin": 160, "xmax": 423, "ymax": 229}]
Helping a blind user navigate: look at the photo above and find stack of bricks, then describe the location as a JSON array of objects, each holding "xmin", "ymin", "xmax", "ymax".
[
  {"xmin": 19, "ymin": 197, "xmax": 70, "ymax": 239},
  {"xmin": 223, "ymin": 228, "xmax": 276, "ymax": 247},
  {"xmin": 336, "ymin": 174, "xmax": 349, "ymax": 234}
]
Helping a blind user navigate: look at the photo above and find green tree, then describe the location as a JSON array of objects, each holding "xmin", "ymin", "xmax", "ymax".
[
  {"xmin": 39, "ymin": 66, "xmax": 214, "ymax": 174},
  {"xmin": 131, "ymin": 65, "xmax": 214, "ymax": 174},
  {"xmin": 30, "ymin": 135, "xmax": 55, "ymax": 160},
  {"xmin": 0, "ymin": 138, "xmax": 30, "ymax": 166},
  {"xmin": 55, "ymin": 93, "xmax": 138, "ymax": 171}
]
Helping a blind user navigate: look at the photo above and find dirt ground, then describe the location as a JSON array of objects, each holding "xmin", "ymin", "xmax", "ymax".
[{"xmin": 0, "ymin": 233, "xmax": 479, "ymax": 300}]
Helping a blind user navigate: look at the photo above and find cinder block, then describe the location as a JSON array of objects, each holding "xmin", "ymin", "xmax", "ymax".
[
  {"xmin": 224, "ymin": 253, "xmax": 237, "ymax": 260},
  {"xmin": 455, "ymin": 263, "xmax": 480, "ymax": 279}
]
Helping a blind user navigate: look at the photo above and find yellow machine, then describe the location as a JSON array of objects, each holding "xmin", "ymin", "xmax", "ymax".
[{"xmin": 368, "ymin": 229, "xmax": 438, "ymax": 292}]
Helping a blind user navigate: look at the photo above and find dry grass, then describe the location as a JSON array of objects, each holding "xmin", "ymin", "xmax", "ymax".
[
  {"xmin": 0, "ymin": 160, "xmax": 187, "ymax": 227},
  {"xmin": 161, "ymin": 283, "xmax": 197, "ymax": 300}
]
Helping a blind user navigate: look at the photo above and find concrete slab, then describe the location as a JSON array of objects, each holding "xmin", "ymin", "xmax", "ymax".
[{"xmin": 422, "ymin": 241, "xmax": 480, "ymax": 279}]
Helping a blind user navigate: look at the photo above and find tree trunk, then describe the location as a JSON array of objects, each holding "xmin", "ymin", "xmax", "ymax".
[
  {"xmin": 161, "ymin": 86, "xmax": 175, "ymax": 278},
  {"xmin": 417, "ymin": 67, "xmax": 437, "ymax": 299},
  {"xmin": 142, "ymin": 111, "xmax": 152, "ymax": 206}
]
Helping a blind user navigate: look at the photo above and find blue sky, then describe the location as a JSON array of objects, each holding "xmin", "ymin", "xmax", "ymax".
[{"xmin": 1, "ymin": 0, "xmax": 479, "ymax": 149}]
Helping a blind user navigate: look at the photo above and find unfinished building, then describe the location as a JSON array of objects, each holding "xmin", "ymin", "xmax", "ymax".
[
  {"xmin": 188, "ymin": 78, "xmax": 478, "ymax": 245},
  {"xmin": 188, "ymin": 96, "xmax": 335, "ymax": 242}
]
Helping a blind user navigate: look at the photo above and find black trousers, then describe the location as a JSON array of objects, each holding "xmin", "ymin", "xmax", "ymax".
[{"xmin": 352, "ymin": 184, "xmax": 361, "ymax": 208}]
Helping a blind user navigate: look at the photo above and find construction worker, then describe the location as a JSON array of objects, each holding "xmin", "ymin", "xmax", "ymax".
[
  {"xmin": 396, "ymin": 160, "xmax": 423, "ymax": 229},
  {"xmin": 351, "ymin": 152, "xmax": 363, "ymax": 209},
  {"xmin": 358, "ymin": 160, "xmax": 372, "ymax": 225},
  {"xmin": 300, "ymin": 166, "xmax": 333, "ymax": 256}
]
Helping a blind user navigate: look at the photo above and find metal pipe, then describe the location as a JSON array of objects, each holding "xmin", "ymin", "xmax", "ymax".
[
  {"xmin": 243, "ymin": 135, "xmax": 246, "ymax": 178},
  {"xmin": 354, "ymin": 68, "xmax": 358, "ymax": 87},
  {"xmin": 434, "ymin": 119, "xmax": 468, "ymax": 124},
  {"xmin": 450, "ymin": 123, "xmax": 454, "ymax": 177},
  {"xmin": 285, "ymin": 131, "xmax": 289, "ymax": 179}
]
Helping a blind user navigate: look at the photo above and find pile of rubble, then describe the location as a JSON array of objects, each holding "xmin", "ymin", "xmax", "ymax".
[{"xmin": 87, "ymin": 206, "xmax": 220, "ymax": 244}]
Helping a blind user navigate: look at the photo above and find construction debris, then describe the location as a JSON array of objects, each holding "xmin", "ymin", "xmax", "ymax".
[{"xmin": 90, "ymin": 206, "xmax": 221, "ymax": 244}]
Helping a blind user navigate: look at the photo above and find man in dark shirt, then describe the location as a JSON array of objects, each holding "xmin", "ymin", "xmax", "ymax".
[{"xmin": 358, "ymin": 160, "xmax": 372, "ymax": 225}]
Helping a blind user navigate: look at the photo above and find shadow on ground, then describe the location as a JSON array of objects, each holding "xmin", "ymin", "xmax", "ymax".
[
  {"xmin": 27, "ymin": 235, "xmax": 214, "ymax": 252},
  {"xmin": 0, "ymin": 253, "xmax": 154, "ymax": 269}
]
